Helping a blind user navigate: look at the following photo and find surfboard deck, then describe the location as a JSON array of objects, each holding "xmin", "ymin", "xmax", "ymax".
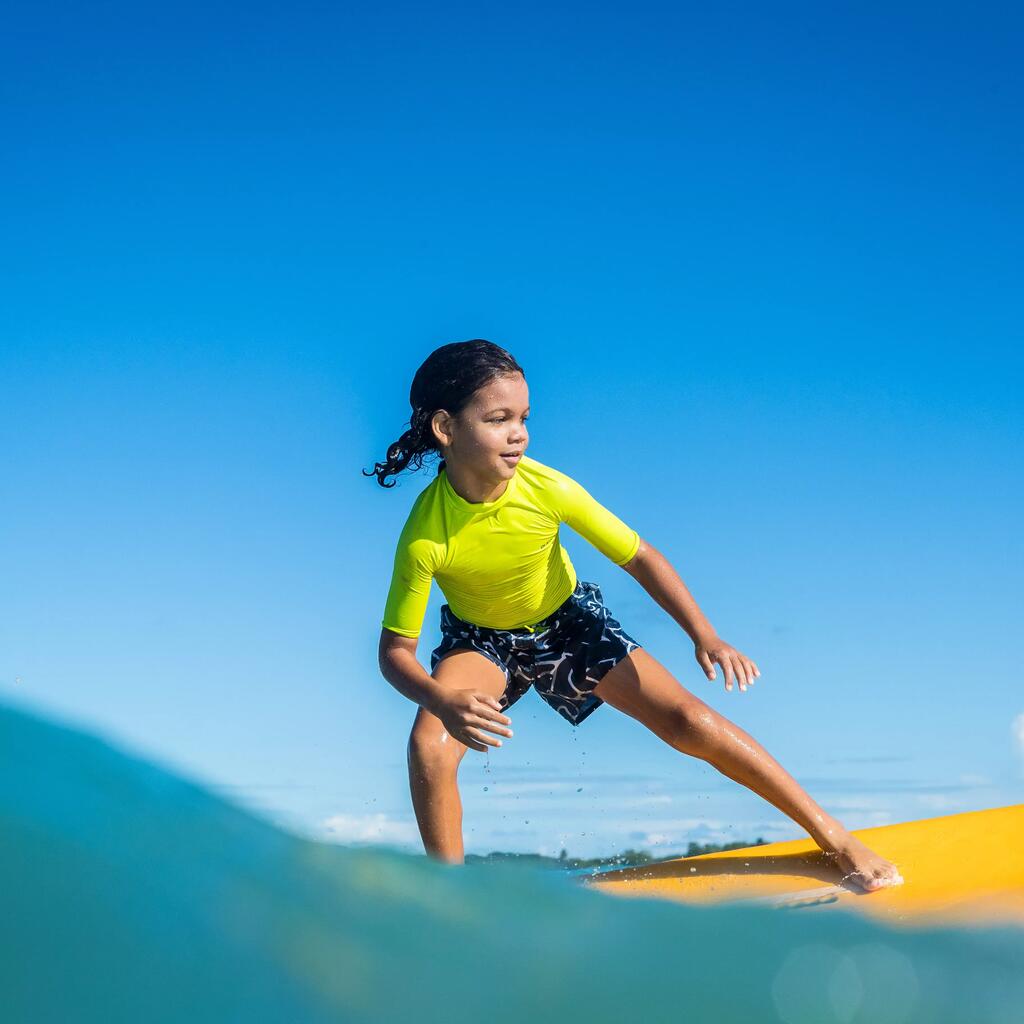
[{"xmin": 580, "ymin": 804, "xmax": 1024, "ymax": 928}]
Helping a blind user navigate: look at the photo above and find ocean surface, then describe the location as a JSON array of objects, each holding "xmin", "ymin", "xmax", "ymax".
[{"xmin": 2, "ymin": 699, "xmax": 1021, "ymax": 1024}]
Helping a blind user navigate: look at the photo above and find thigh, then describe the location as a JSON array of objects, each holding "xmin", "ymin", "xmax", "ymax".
[
  {"xmin": 530, "ymin": 580, "xmax": 641, "ymax": 727},
  {"xmin": 431, "ymin": 627, "xmax": 532, "ymax": 717},
  {"xmin": 433, "ymin": 646, "xmax": 509, "ymax": 695},
  {"xmin": 591, "ymin": 647, "xmax": 718, "ymax": 746},
  {"xmin": 410, "ymin": 647, "xmax": 513, "ymax": 753}
]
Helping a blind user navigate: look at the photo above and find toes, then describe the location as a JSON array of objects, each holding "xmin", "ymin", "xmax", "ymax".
[
  {"xmin": 869, "ymin": 867, "xmax": 903, "ymax": 889},
  {"xmin": 857, "ymin": 868, "xmax": 893, "ymax": 892}
]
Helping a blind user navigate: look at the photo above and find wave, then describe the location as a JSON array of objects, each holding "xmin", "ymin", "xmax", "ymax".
[{"xmin": 1, "ymin": 699, "xmax": 1020, "ymax": 1023}]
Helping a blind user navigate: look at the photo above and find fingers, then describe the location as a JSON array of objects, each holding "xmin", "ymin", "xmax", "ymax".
[
  {"xmin": 473, "ymin": 696, "xmax": 513, "ymax": 734},
  {"xmin": 474, "ymin": 694, "xmax": 510, "ymax": 720},
  {"xmin": 721, "ymin": 655, "xmax": 751, "ymax": 692},
  {"xmin": 720, "ymin": 652, "xmax": 761, "ymax": 693},
  {"xmin": 479, "ymin": 698, "xmax": 513, "ymax": 728},
  {"xmin": 697, "ymin": 649, "xmax": 716, "ymax": 680},
  {"xmin": 697, "ymin": 644, "xmax": 762, "ymax": 694},
  {"xmin": 735, "ymin": 656, "xmax": 759, "ymax": 691},
  {"xmin": 469, "ymin": 713, "xmax": 513, "ymax": 739},
  {"xmin": 736, "ymin": 657, "xmax": 750, "ymax": 692},
  {"xmin": 463, "ymin": 725, "xmax": 503, "ymax": 749},
  {"xmin": 723, "ymin": 655, "xmax": 736, "ymax": 692}
]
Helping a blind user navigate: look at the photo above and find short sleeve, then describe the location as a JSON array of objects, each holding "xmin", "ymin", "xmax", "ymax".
[
  {"xmin": 381, "ymin": 535, "xmax": 436, "ymax": 638},
  {"xmin": 557, "ymin": 474, "xmax": 641, "ymax": 566}
]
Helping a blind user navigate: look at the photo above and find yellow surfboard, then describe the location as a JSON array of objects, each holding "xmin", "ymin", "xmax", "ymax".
[{"xmin": 581, "ymin": 804, "xmax": 1024, "ymax": 928}]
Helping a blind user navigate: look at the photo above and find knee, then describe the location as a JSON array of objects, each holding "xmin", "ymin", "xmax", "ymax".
[
  {"xmin": 664, "ymin": 700, "xmax": 721, "ymax": 758},
  {"xmin": 407, "ymin": 718, "xmax": 465, "ymax": 776}
]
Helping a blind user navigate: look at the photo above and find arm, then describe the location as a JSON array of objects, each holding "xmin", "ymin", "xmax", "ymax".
[
  {"xmin": 378, "ymin": 527, "xmax": 511, "ymax": 747},
  {"xmin": 621, "ymin": 539, "xmax": 761, "ymax": 692},
  {"xmin": 377, "ymin": 629, "xmax": 450, "ymax": 715},
  {"xmin": 554, "ymin": 470, "xmax": 757, "ymax": 691},
  {"xmin": 620, "ymin": 539, "xmax": 717, "ymax": 645},
  {"xmin": 378, "ymin": 531, "xmax": 449, "ymax": 712}
]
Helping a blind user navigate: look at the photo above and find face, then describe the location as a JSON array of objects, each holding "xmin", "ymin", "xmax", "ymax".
[{"xmin": 432, "ymin": 372, "xmax": 530, "ymax": 481}]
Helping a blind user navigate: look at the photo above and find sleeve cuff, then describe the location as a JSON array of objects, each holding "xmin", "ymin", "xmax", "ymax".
[
  {"xmin": 614, "ymin": 530, "xmax": 641, "ymax": 566},
  {"xmin": 381, "ymin": 622, "xmax": 421, "ymax": 639}
]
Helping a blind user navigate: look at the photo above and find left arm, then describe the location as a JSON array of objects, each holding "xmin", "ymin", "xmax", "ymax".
[
  {"xmin": 552, "ymin": 470, "xmax": 759, "ymax": 693},
  {"xmin": 621, "ymin": 539, "xmax": 761, "ymax": 693}
]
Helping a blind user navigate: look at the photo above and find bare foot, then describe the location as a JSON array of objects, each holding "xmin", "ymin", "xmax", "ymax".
[{"xmin": 822, "ymin": 833, "xmax": 905, "ymax": 893}]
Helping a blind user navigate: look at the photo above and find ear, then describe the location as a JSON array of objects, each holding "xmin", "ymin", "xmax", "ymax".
[{"xmin": 430, "ymin": 409, "xmax": 453, "ymax": 448}]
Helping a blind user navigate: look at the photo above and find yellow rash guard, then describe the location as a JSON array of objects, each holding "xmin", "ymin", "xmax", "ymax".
[{"xmin": 381, "ymin": 454, "xmax": 641, "ymax": 638}]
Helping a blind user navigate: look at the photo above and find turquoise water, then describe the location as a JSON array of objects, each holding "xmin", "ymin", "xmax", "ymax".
[{"xmin": 2, "ymin": 700, "xmax": 1021, "ymax": 1024}]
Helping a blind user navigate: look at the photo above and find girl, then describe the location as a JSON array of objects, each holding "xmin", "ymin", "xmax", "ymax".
[{"xmin": 368, "ymin": 340, "xmax": 902, "ymax": 892}]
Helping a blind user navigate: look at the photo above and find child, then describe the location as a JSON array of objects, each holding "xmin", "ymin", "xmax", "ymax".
[{"xmin": 368, "ymin": 339, "xmax": 902, "ymax": 892}]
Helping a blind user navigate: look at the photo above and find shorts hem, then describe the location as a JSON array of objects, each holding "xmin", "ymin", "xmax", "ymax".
[
  {"xmin": 563, "ymin": 642, "xmax": 642, "ymax": 726},
  {"xmin": 565, "ymin": 695, "xmax": 605, "ymax": 727}
]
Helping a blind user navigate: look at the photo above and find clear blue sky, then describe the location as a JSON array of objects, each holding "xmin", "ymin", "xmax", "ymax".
[{"xmin": 3, "ymin": 2, "xmax": 1022, "ymax": 856}]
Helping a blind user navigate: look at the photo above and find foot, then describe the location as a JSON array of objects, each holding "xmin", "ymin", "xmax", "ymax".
[{"xmin": 821, "ymin": 833, "xmax": 904, "ymax": 893}]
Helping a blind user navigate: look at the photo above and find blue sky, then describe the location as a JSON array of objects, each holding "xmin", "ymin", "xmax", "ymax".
[{"xmin": 3, "ymin": 1, "xmax": 1022, "ymax": 857}]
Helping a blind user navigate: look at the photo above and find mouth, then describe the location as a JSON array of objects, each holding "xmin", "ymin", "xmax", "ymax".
[{"xmin": 501, "ymin": 452, "xmax": 522, "ymax": 463}]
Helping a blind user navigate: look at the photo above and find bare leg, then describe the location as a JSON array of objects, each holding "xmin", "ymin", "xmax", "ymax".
[
  {"xmin": 407, "ymin": 708, "xmax": 467, "ymax": 864},
  {"xmin": 407, "ymin": 648, "xmax": 509, "ymax": 864},
  {"xmin": 593, "ymin": 648, "xmax": 903, "ymax": 891}
]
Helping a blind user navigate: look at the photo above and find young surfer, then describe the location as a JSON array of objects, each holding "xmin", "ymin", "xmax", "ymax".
[{"xmin": 368, "ymin": 340, "xmax": 903, "ymax": 892}]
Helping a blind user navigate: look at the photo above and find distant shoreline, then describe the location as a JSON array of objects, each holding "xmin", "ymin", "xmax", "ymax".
[{"xmin": 464, "ymin": 838, "xmax": 769, "ymax": 871}]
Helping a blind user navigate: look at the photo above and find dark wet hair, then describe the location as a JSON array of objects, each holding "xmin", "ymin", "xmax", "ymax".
[{"xmin": 363, "ymin": 339, "xmax": 525, "ymax": 488}]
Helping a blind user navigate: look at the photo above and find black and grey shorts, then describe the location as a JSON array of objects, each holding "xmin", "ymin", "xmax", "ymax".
[{"xmin": 429, "ymin": 580, "xmax": 642, "ymax": 727}]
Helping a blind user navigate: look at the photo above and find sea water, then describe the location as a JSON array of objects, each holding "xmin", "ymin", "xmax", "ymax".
[{"xmin": 1, "ymin": 699, "xmax": 1021, "ymax": 1024}]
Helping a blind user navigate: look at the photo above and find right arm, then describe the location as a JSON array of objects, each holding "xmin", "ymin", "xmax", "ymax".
[
  {"xmin": 378, "ymin": 530, "xmax": 450, "ymax": 713},
  {"xmin": 377, "ymin": 629, "xmax": 449, "ymax": 715},
  {"xmin": 378, "ymin": 534, "xmax": 511, "ymax": 748}
]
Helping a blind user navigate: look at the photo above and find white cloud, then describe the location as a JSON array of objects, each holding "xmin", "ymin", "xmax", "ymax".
[
  {"xmin": 819, "ymin": 794, "xmax": 892, "ymax": 813},
  {"xmin": 1013, "ymin": 713, "xmax": 1024, "ymax": 757},
  {"xmin": 320, "ymin": 812, "xmax": 420, "ymax": 847},
  {"xmin": 915, "ymin": 793, "xmax": 964, "ymax": 812},
  {"xmin": 628, "ymin": 794, "xmax": 673, "ymax": 807},
  {"xmin": 597, "ymin": 816, "xmax": 791, "ymax": 847},
  {"xmin": 958, "ymin": 773, "xmax": 992, "ymax": 786},
  {"xmin": 471, "ymin": 781, "xmax": 578, "ymax": 797},
  {"xmin": 628, "ymin": 832, "xmax": 675, "ymax": 848}
]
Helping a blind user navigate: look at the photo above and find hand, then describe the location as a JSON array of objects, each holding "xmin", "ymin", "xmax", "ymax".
[
  {"xmin": 694, "ymin": 636, "xmax": 760, "ymax": 693},
  {"xmin": 433, "ymin": 689, "xmax": 514, "ymax": 752}
]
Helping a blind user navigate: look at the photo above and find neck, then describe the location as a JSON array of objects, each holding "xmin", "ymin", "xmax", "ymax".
[{"xmin": 443, "ymin": 461, "xmax": 513, "ymax": 504}]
